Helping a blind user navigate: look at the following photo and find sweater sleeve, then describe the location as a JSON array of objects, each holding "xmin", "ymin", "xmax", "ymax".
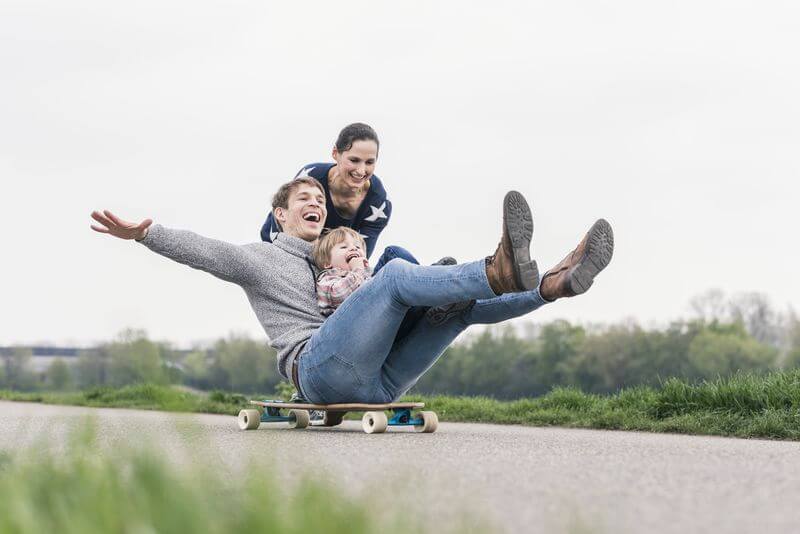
[{"xmin": 140, "ymin": 224, "xmax": 262, "ymax": 288}]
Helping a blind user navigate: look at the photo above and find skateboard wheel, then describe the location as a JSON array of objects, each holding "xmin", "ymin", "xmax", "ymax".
[
  {"xmin": 362, "ymin": 411, "xmax": 388, "ymax": 434},
  {"xmin": 413, "ymin": 411, "xmax": 438, "ymax": 433},
  {"xmin": 287, "ymin": 409, "xmax": 310, "ymax": 429},
  {"xmin": 238, "ymin": 409, "xmax": 261, "ymax": 430}
]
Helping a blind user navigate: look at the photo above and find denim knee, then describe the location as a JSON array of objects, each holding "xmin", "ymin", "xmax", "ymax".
[
  {"xmin": 379, "ymin": 257, "xmax": 414, "ymax": 277},
  {"xmin": 373, "ymin": 245, "xmax": 419, "ymax": 275},
  {"xmin": 382, "ymin": 245, "xmax": 417, "ymax": 264},
  {"xmin": 377, "ymin": 259, "xmax": 416, "ymax": 297}
]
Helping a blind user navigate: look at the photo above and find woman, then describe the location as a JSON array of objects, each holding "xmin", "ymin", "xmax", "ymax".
[
  {"xmin": 262, "ymin": 122, "xmax": 451, "ymax": 343},
  {"xmin": 260, "ymin": 122, "xmax": 407, "ymax": 267}
]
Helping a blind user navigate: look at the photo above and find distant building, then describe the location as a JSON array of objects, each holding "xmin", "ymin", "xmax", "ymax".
[
  {"xmin": 0, "ymin": 345, "xmax": 192, "ymax": 374},
  {"xmin": 0, "ymin": 346, "xmax": 87, "ymax": 373}
]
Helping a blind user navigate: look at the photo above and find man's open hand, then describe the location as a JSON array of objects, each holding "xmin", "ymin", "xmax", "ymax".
[{"xmin": 90, "ymin": 210, "xmax": 153, "ymax": 241}]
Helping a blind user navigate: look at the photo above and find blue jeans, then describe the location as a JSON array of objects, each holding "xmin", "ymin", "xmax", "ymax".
[
  {"xmin": 297, "ymin": 258, "xmax": 548, "ymax": 404},
  {"xmin": 373, "ymin": 245, "xmax": 418, "ymax": 273},
  {"xmin": 372, "ymin": 245, "xmax": 426, "ymax": 341}
]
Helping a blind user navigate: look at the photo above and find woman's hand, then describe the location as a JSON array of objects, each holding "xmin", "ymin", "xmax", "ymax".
[{"xmin": 90, "ymin": 210, "xmax": 153, "ymax": 241}]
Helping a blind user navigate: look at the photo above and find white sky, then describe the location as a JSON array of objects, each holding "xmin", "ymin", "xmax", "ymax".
[{"xmin": 2, "ymin": 0, "xmax": 799, "ymax": 347}]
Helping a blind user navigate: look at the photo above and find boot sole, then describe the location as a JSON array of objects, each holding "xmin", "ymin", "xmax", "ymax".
[
  {"xmin": 568, "ymin": 219, "xmax": 614, "ymax": 295},
  {"xmin": 503, "ymin": 191, "xmax": 539, "ymax": 291}
]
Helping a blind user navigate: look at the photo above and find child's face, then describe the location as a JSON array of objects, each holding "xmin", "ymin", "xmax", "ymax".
[{"xmin": 327, "ymin": 234, "xmax": 368, "ymax": 270}]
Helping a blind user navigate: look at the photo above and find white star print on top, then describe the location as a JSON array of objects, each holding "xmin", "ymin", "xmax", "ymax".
[
  {"xmin": 364, "ymin": 201, "xmax": 388, "ymax": 222},
  {"xmin": 296, "ymin": 167, "xmax": 315, "ymax": 178}
]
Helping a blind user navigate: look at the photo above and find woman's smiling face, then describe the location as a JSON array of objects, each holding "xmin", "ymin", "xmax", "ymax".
[{"xmin": 332, "ymin": 139, "xmax": 378, "ymax": 190}]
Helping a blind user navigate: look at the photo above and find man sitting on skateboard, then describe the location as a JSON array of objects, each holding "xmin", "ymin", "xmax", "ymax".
[{"xmin": 90, "ymin": 176, "xmax": 614, "ymax": 405}]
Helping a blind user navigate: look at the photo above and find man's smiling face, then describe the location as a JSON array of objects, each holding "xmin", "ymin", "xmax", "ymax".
[{"xmin": 274, "ymin": 183, "xmax": 327, "ymax": 241}]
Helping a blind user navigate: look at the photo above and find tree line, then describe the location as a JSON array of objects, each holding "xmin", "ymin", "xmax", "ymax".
[{"xmin": 3, "ymin": 290, "xmax": 799, "ymax": 399}]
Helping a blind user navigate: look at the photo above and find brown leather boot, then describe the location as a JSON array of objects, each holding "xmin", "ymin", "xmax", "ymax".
[
  {"xmin": 485, "ymin": 191, "xmax": 539, "ymax": 294},
  {"xmin": 539, "ymin": 219, "xmax": 614, "ymax": 301}
]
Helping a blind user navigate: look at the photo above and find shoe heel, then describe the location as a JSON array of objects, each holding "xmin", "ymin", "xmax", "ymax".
[
  {"xmin": 517, "ymin": 260, "xmax": 540, "ymax": 291},
  {"xmin": 569, "ymin": 267, "xmax": 594, "ymax": 295}
]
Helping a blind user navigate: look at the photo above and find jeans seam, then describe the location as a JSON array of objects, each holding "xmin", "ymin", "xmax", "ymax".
[{"xmin": 307, "ymin": 354, "xmax": 363, "ymax": 400}]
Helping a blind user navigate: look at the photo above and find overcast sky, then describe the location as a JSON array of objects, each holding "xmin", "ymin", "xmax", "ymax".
[{"xmin": 2, "ymin": 1, "xmax": 799, "ymax": 347}]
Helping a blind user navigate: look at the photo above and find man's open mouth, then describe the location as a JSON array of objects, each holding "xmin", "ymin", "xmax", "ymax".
[{"xmin": 302, "ymin": 212, "xmax": 321, "ymax": 223}]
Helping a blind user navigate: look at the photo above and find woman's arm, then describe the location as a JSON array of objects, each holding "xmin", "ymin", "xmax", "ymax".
[
  {"xmin": 260, "ymin": 212, "xmax": 279, "ymax": 242},
  {"xmin": 91, "ymin": 210, "xmax": 262, "ymax": 287},
  {"xmin": 358, "ymin": 198, "xmax": 392, "ymax": 258}
]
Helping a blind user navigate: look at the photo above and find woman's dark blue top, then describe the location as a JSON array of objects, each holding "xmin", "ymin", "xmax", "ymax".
[{"xmin": 260, "ymin": 163, "xmax": 392, "ymax": 259}]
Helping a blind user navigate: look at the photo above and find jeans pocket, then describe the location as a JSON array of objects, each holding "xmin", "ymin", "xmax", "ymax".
[{"xmin": 306, "ymin": 354, "xmax": 363, "ymax": 404}]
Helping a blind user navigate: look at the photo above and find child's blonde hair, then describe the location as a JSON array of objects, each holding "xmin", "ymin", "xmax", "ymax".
[{"xmin": 312, "ymin": 227, "xmax": 367, "ymax": 269}]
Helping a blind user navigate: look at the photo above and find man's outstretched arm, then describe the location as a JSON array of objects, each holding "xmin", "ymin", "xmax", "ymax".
[{"xmin": 90, "ymin": 210, "xmax": 262, "ymax": 287}]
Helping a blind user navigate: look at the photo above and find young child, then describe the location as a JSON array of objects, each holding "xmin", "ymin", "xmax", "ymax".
[{"xmin": 312, "ymin": 227, "xmax": 372, "ymax": 316}]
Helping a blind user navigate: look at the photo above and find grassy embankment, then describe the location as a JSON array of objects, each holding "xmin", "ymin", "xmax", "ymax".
[
  {"xmin": 0, "ymin": 424, "xmax": 435, "ymax": 534},
  {"xmin": 2, "ymin": 369, "xmax": 799, "ymax": 440}
]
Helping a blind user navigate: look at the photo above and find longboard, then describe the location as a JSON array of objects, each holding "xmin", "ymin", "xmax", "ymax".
[
  {"xmin": 250, "ymin": 400, "xmax": 425, "ymax": 411},
  {"xmin": 238, "ymin": 399, "xmax": 438, "ymax": 434}
]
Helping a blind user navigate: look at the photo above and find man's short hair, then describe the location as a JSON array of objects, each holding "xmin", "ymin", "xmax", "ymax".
[
  {"xmin": 271, "ymin": 177, "xmax": 325, "ymax": 212},
  {"xmin": 312, "ymin": 227, "xmax": 367, "ymax": 269}
]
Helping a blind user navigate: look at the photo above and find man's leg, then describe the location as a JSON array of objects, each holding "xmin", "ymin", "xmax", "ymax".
[
  {"xmin": 372, "ymin": 245, "xmax": 425, "ymax": 342},
  {"xmin": 379, "ymin": 289, "xmax": 549, "ymax": 399},
  {"xmin": 293, "ymin": 245, "xmax": 420, "ymax": 415},
  {"xmin": 297, "ymin": 258, "xmax": 501, "ymax": 404},
  {"xmin": 372, "ymin": 245, "xmax": 418, "ymax": 273},
  {"xmin": 372, "ymin": 246, "xmax": 460, "ymax": 341},
  {"xmin": 298, "ymin": 191, "xmax": 539, "ymax": 404},
  {"xmin": 378, "ymin": 218, "xmax": 615, "ymax": 400},
  {"xmin": 395, "ymin": 256, "xmax": 461, "ymax": 340}
]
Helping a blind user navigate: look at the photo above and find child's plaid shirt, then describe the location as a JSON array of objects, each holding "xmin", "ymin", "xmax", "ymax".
[{"xmin": 316, "ymin": 267, "xmax": 372, "ymax": 316}]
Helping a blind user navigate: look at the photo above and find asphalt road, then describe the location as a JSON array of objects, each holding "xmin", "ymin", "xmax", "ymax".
[{"xmin": 2, "ymin": 401, "xmax": 798, "ymax": 533}]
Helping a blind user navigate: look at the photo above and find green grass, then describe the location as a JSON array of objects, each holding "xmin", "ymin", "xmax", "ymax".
[
  {"xmin": 403, "ymin": 370, "xmax": 800, "ymax": 440},
  {"xmin": 3, "ymin": 369, "xmax": 800, "ymax": 440},
  {"xmin": 0, "ymin": 424, "xmax": 420, "ymax": 534},
  {"xmin": 0, "ymin": 384, "xmax": 248, "ymax": 415}
]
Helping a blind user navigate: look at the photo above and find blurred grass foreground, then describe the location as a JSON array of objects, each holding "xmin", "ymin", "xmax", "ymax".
[{"xmin": 0, "ymin": 424, "xmax": 403, "ymax": 534}]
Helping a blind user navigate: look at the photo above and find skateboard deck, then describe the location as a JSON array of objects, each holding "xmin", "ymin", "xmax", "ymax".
[
  {"xmin": 238, "ymin": 399, "xmax": 438, "ymax": 434},
  {"xmin": 249, "ymin": 400, "xmax": 425, "ymax": 411}
]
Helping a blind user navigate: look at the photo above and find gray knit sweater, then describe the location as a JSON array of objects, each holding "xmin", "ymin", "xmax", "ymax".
[{"xmin": 140, "ymin": 224, "xmax": 324, "ymax": 379}]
